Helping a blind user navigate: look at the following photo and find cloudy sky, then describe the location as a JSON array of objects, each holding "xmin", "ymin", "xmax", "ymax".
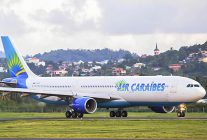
[{"xmin": 0, "ymin": 0, "xmax": 207, "ymax": 55}]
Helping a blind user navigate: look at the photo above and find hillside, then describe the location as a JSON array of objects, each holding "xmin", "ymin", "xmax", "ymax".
[
  {"xmin": 34, "ymin": 48, "xmax": 133, "ymax": 62},
  {"xmin": 142, "ymin": 42, "xmax": 207, "ymax": 63},
  {"xmin": 34, "ymin": 41, "xmax": 207, "ymax": 63},
  {"xmin": 140, "ymin": 41, "xmax": 207, "ymax": 76}
]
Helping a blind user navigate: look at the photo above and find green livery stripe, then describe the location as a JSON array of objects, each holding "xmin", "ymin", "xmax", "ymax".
[
  {"xmin": 7, "ymin": 54, "xmax": 24, "ymax": 69},
  {"xmin": 15, "ymin": 69, "xmax": 26, "ymax": 77}
]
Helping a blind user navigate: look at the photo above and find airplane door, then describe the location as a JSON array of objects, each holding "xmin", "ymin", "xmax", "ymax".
[
  {"xmin": 170, "ymin": 85, "xmax": 177, "ymax": 93},
  {"xmin": 167, "ymin": 84, "xmax": 177, "ymax": 101}
]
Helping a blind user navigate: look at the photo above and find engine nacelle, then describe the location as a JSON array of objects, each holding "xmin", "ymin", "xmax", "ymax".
[
  {"xmin": 72, "ymin": 97, "xmax": 97, "ymax": 114},
  {"xmin": 150, "ymin": 106, "xmax": 175, "ymax": 113}
]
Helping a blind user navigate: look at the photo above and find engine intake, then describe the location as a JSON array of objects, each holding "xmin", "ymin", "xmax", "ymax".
[
  {"xmin": 150, "ymin": 106, "xmax": 175, "ymax": 113},
  {"xmin": 72, "ymin": 97, "xmax": 97, "ymax": 114}
]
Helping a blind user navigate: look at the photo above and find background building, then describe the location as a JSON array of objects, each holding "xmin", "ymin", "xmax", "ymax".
[{"xmin": 154, "ymin": 43, "xmax": 160, "ymax": 55}]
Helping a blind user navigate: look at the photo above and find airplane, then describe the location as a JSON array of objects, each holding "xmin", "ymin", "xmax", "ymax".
[{"xmin": 0, "ymin": 36, "xmax": 205, "ymax": 118}]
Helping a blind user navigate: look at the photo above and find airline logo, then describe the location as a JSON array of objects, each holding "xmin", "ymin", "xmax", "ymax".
[
  {"xmin": 7, "ymin": 53, "xmax": 26, "ymax": 77},
  {"xmin": 115, "ymin": 80, "xmax": 165, "ymax": 92}
]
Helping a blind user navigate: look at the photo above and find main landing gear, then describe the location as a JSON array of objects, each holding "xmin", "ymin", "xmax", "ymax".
[
  {"xmin": 177, "ymin": 104, "xmax": 187, "ymax": 118},
  {"xmin": 109, "ymin": 109, "xmax": 128, "ymax": 118},
  {"xmin": 65, "ymin": 110, "xmax": 84, "ymax": 119}
]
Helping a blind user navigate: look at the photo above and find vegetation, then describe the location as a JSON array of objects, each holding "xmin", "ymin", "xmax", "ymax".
[
  {"xmin": 32, "ymin": 41, "xmax": 207, "ymax": 77},
  {"xmin": 0, "ymin": 112, "xmax": 207, "ymax": 139},
  {"xmin": 34, "ymin": 48, "xmax": 132, "ymax": 62},
  {"xmin": 0, "ymin": 97, "xmax": 68, "ymax": 112},
  {"xmin": 1, "ymin": 95, "xmax": 207, "ymax": 112}
]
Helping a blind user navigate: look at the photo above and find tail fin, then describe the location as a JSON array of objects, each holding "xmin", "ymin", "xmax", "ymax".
[{"xmin": 1, "ymin": 36, "xmax": 37, "ymax": 78}]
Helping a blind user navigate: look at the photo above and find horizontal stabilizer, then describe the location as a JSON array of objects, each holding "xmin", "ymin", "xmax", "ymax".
[{"xmin": 0, "ymin": 81, "xmax": 17, "ymax": 87}]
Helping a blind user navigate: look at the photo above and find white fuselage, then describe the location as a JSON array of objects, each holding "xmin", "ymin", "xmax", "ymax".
[{"xmin": 26, "ymin": 75, "xmax": 206, "ymax": 108}]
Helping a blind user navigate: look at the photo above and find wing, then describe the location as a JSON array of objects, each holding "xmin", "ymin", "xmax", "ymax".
[{"xmin": 0, "ymin": 87, "xmax": 121, "ymax": 101}]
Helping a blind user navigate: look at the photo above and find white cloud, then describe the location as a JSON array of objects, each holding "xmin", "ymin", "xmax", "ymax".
[
  {"xmin": 99, "ymin": 0, "xmax": 207, "ymax": 34},
  {"xmin": 0, "ymin": 10, "xmax": 30, "ymax": 36},
  {"xmin": 0, "ymin": 0, "xmax": 206, "ymax": 56},
  {"xmin": 29, "ymin": 0, "xmax": 102, "ymax": 35}
]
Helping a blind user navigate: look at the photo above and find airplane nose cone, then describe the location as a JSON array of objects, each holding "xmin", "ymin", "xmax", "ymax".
[{"xmin": 200, "ymin": 87, "xmax": 206, "ymax": 99}]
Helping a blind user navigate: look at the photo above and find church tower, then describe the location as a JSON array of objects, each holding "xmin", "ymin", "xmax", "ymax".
[{"xmin": 154, "ymin": 43, "xmax": 160, "ymax": 55}]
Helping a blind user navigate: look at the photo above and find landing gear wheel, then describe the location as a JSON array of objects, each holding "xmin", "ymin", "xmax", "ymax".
[
  {"xmin": 181, "ymin": 112, "xmax": 185, "ymax": 117},
  {"xmin": 110, "ymin": 111, "xmax": 116, "ymax": 117},
  {"xmin": 77, "ymin": 113, "xmax": 84, "ymax": 118},
  {"xmin": 115, "ymin": 111, "xmax": 122, "ymax": 117},
  {"xmin": 177, "ymin": 112, "xmax": 182, "ymax": 117},
  {"xmin": 177, "ymin": 104, "xmax": 187, "ymax": 118},
  {"xmin": 177, "ymin": 111, "xmax": 185, "ymax": 117},
  {"xmin": 121, "ymin": 111, "xmax": 128, "ymax": 117},
  {"xmin": 65, "ymin": 110, "xmax": 72, "ymax": 118},
  {"xmin": 71, "ymin": 111, "xmax": 77, "ymax": 118}
]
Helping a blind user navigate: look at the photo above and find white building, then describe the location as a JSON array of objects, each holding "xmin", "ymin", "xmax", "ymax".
[
  {"xmin": 73, "ymin": 60, "xmax": 84, "ymax": 65},
  {"xmin": 96, "ymin": 60, "xmax": 109, "ymax": 65},
  {"xmin": 90, "ymin": 65, "xmax": 102, "ymax": 71},
  {"xmin": 133, "ymin": 63, "xmax": 146, "ymax": 68},
  {"xmin": 118, "ymin": 58, "xmax": 125, "ymax": 63},
  {"xmin": 0, "ymin": 67, "xmax": 7, "ymax": 73},
  {"xmin": 53, "ymin": 70, "xmax": 68, "ymax": 76},
  {"xmin": 26, "ymin": 57, "xmax": 45, "ymax": 67},
  {"xmin": 88, "ymin": 61, "xmax": 93, "ymax": 67},
  {"xmin": 37, "ymin": 61, "xmax": 46, "ymax": 67},
  {"xmin": 27, "ymin": 57, "xmax": 40, "ymax": 64}
]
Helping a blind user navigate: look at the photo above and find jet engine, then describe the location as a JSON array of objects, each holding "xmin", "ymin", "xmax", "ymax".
[
  {"xmin": 72, "ymin": 97, "xmax": 97, "ymax": 114},
  {"xmin": 150, "ymin": 106, "xmax": 175, "ymax": 113}
]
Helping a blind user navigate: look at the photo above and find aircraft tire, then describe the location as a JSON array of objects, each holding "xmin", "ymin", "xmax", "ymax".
[
  {"xmin": 65, "ymin": 110, "xmax": 72, "ymax": 118},
  {"xmin": 177, "ymin": 112, "xmax": 181, "ymax": 117},
  {"xmin": 115, "ymin": 111, "xmax": 122, "ymax": 117},
  {"xmin": 177, "ymin": 111, "xmax": 185, "ymax": 117},
  {"xmin": 121, "ymin": 111, "xmax": 128, "ymax": 117},
  {"xmin": 72, "ymin": 111, "xmax": 78, "ymax": 118},
  {"xmin": 110, "ymin": 111, "xmax": 116, "ymax": 117},
  {"xmin": 181, "ymin": 112, "xmax": 185, "ymax": 117},
  {"xmin": 77, "ymin": 113, "xmax": 84, "ymax": 118}
]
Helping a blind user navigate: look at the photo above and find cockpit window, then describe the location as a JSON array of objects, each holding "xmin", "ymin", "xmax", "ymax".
[
  {"xmin": 194, "ymin": 84, "xmax": 199, "ymax": 87},
  {"xmin": 187, "ymin": 84, "xmax": 200, "ymax": 87}
]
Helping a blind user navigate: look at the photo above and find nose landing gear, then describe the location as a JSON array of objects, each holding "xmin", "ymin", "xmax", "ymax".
[{"xmin": 177, "ymin": 104, "xmax": 187, "ymax": 118}]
